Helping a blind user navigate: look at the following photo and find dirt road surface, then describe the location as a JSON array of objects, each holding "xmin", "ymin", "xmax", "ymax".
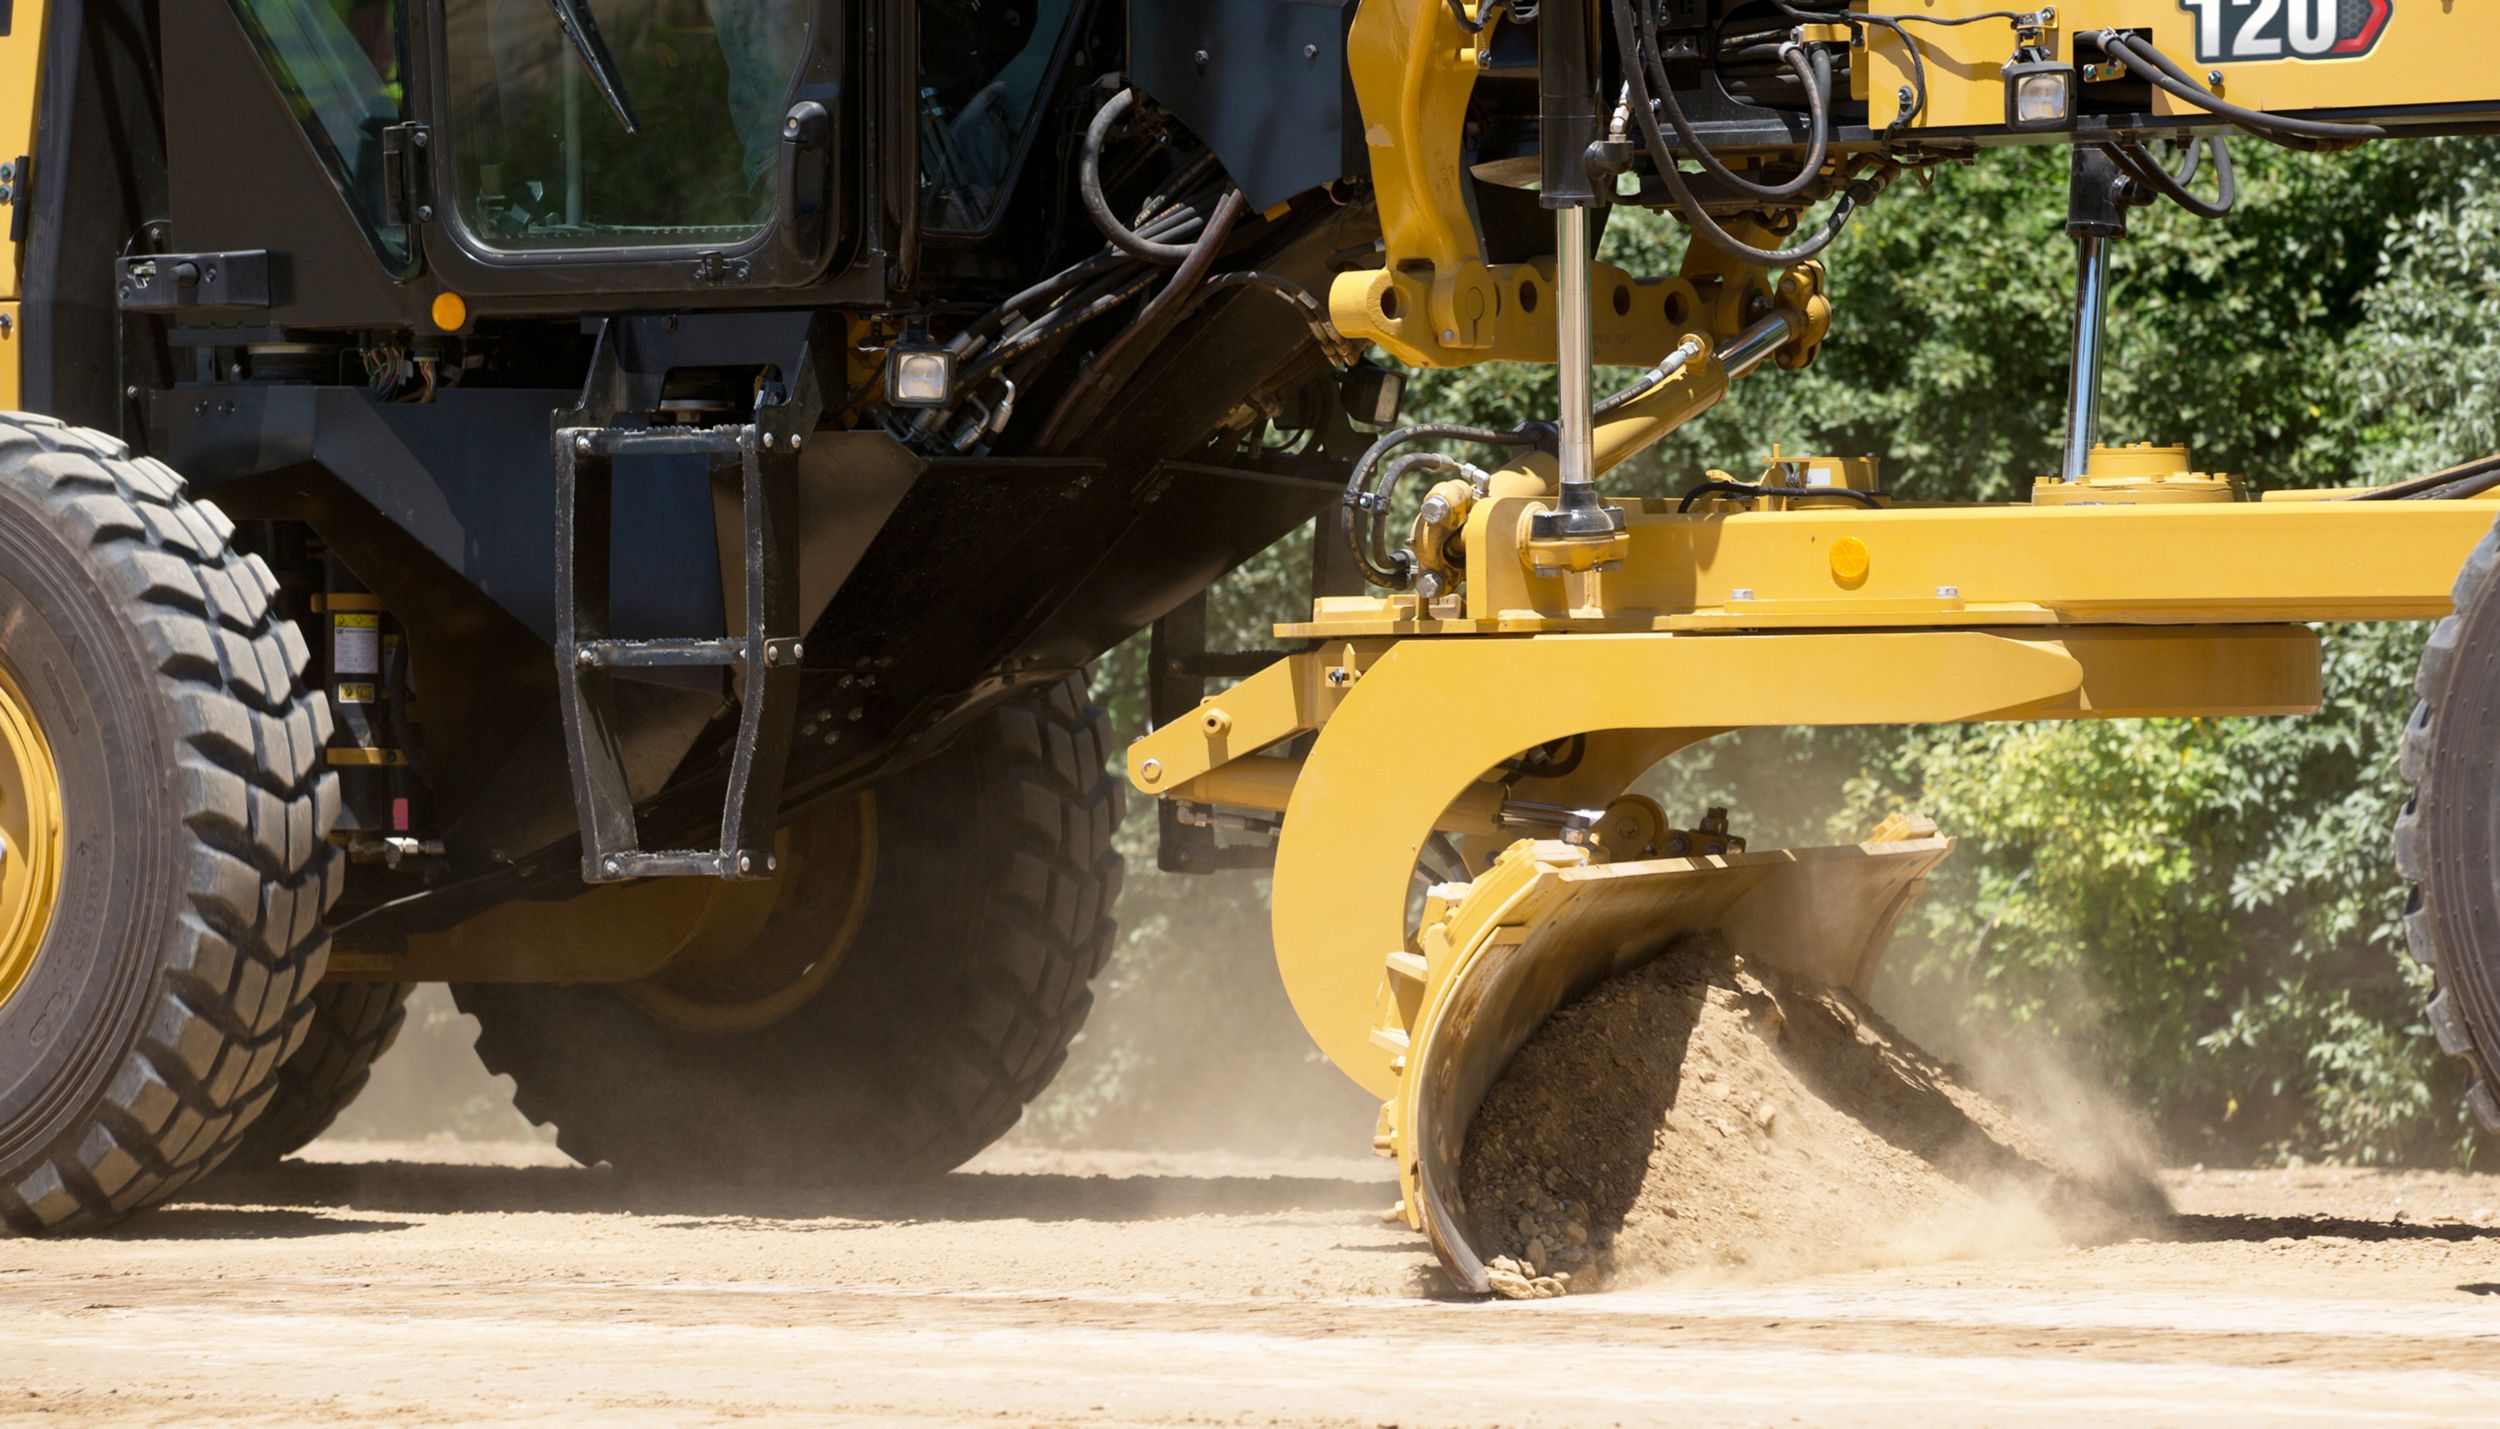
[{"xmin": 6, "ymin": 1142, "xmax": 2500, "ymax": 1425}]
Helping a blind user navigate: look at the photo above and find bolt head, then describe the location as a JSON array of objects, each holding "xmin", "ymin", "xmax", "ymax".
[
  {"xmin": 739, "ymin": 853, "xmax": 754, "ymax": 874},
  {"xmin": 602, "ymin": 855, "xmax": 621, "ymax": 875},
  {"xmin": 762, "ymin": 432, "xmax": 776, "ymax": 449},
  {"xmin": 789, "ymin": 434, "xmax": 803, "ymax": 451},
  {"xmin": 2207, "ymin": 69, "xmax": 2224, "ymax": 88},
  {"xmin": 1139, "ymin": 757, "xmax": 1163, "ymax": 782},
  {"xmin": 574, "ymin": 434, "xmax": 591, "ymax": 454},
  {"xmin": 790, "ymin": 642, "xmax": 805, "ymax": 661},
  {"xmin": 575, "ymin": 648, "xmax": 596, "ymax": 667}
]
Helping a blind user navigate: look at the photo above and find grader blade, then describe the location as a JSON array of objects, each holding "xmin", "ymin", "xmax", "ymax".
[{"xmin": 1384, "ymin": 822, "xmax": 1953, "ymax": 1294}]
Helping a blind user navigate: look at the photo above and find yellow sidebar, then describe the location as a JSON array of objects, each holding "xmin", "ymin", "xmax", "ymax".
[
  {"xmin": 0, "ymin": 302, "xmax": 17, "ymax": 409},
  {"xmin": 0, "ymin": 0, "xmax": 46, "ymax": 409}
]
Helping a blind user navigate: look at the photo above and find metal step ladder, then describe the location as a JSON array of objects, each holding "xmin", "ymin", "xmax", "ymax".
[{"xmin": 552, "ymin": 412, "xmax": 805, "ymax": 884}]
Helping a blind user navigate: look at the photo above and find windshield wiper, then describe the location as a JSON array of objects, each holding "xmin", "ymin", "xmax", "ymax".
[{"xmin": 547, "ymin": 0, "xmax": 641, "ymax": 135}]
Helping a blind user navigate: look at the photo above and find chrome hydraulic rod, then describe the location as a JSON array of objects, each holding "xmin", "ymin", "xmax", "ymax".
[
  {"xmin": 1718, "ymin": 310, "xmax": 1798, "ymax": 380},
  {"xmin": 2061, "ymin": 233, "xmax": 2110, "ymax": 482},
  {"xmin": 1556, "ymin": 206, "xmax": 1597, "ymax": 498}
]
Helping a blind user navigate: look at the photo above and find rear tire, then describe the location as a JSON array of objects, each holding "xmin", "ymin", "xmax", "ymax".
[
  {"xmin": 226, "ymin": 982, "xmax": 413, "ymax": 1166},
  {"xmin": 455, "ymin": 672, "xmax": 1123, "ymax": 1179},
  {"xmin": 2398, "ymin": 517, "xmax": 2500, "ymax": 1129},
  {"xmin": 0, "ymin": 414, "xmax": 341, "ymax": 1233}
]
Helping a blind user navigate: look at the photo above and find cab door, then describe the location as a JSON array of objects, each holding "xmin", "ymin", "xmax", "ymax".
[{"xmin": 411, "ymin": 0, "xmax": 853, "ymax": 300}]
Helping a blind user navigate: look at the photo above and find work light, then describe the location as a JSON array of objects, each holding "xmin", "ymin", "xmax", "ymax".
[{"xmin": 2004, "ymin": 52, "xmax": 2077, "ymax": 130}]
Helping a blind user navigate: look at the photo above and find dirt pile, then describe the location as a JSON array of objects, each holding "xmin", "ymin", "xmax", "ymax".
[{"xmin": 1460, "ymin": 937, "xmax": 2163, "ymax": 1298}]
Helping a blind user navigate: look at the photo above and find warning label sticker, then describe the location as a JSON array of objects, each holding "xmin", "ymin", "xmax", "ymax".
[{"xmin": 334, "ymin": 613, "xmax": 382, "ymax": 677}]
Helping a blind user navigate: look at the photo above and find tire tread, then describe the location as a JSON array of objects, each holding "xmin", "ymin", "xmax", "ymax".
[{"xmin": 0, "ymin": 414, "xmax": 340, "ymax": 1233}]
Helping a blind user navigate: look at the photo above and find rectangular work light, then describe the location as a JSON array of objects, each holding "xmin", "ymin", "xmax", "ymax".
[
  {"xmin": 2003, "ymin": 54, "xmax": 2077, "ymax": 131},
  {"xmin": 885, "ymin": 343, "xmax": 956, "ymax": 408}
]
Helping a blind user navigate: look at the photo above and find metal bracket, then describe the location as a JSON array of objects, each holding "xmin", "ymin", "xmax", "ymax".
[{"xmin": 115, "ymin": 251, "xmax": 272, "ymax": 311}]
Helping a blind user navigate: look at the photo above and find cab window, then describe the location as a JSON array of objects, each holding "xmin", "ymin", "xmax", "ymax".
[
  {"xmin": 228, "ymin": 0, "xmax": 412, "ymax": 265},
  {"xmin": 919, "ymin": 0, "xmax": 1075, "ymax": 233},
  {"xmin": 438, "ymin": 0, "xmax": 811, "ymax": 251}
]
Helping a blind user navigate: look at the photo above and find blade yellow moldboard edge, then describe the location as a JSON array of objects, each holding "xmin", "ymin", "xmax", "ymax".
[{"xmin": 1396, "ymin": 826, "xmax": 1954, "ymax": 1293}]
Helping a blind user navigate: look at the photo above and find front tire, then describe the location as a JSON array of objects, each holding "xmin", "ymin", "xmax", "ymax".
[
  {"xmin": 2399, "ymin": 517, "xmax": 2500, "ymax": 1128},
  {"xmin": 456, "ymin": 673, "xmax": 1123, "ymax": 1179},
  {"xmin": 0, "ymin": 415, "xmax": 341, "ymax": 1232}
]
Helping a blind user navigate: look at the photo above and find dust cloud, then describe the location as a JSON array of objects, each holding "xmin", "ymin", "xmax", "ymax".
[
  {"xmin": 1461, "ymin": 938, "xmax": 2166, "ymax": 1298},
  {"xmin": 326, "ymin": 986, "xmax": 552, "ymax": 1149}
]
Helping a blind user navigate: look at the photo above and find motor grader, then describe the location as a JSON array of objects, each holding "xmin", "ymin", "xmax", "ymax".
[{"xmin": 0, "ymin": 0, "xmax": 2493, "ymax": 1286}]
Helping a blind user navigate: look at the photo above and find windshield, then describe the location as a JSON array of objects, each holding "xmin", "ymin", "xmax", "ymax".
[{"xmin": 441, "ymin": 0, "xmax": 810, "ymax": 251}]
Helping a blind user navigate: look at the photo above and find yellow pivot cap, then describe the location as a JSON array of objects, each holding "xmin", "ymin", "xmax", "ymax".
[{"xmin": 1828, "ymin": 535, "xmax": 1871, "ymax": 588}]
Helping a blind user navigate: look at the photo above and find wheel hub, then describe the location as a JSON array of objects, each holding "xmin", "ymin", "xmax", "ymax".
[
  {"xmin": 0, "ymin": 666, "xmax": 65, "ymax": 1013},
  {"xmin": 623, "ymin": 793, "xmax": 878, "ymax": 1033}
]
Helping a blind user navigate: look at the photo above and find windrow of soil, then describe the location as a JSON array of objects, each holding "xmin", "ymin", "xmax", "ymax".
[{"xmin": 1459, "ymin": 937, "xmax": 2166, "ymax": 1298}]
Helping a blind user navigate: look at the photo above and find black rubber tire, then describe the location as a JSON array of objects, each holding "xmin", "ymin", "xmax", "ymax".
[
  {"xmin": 0, "ymin": 414, "xmax": 341, "ymax": 1233},
  {"xmin": 225, "ymin": 982, "xmax": 413, "ymax": 1166},
  {"xmin": 2398, "ymin": 515, "xmax": 2500, "ymax": 1130},
  {"xmin": 455, "ymin": 672, "xmax": 1124, "ymax": 1179}
]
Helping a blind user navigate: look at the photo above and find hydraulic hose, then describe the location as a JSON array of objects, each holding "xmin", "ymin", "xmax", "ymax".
[
  {"xmin": 1341, "ymin": 423, "xmax": 1547, "ymax": 588},
  {"xmin": 1635, "ymin": 22, "xmax": 1833, "ymax": 204},
  {"xmin": 1595, "ymin": 336, "xmax": 1707, "ymax": 419},
  {"xmin": 2345, "ymin": 454, "xmax": 2500, "ymax": 501},
  {"xmin": 2093, "ymin": 32, "xmax": 2384, "ymax": 145},
  {"xmin": 1035, "ymin": 189, "xmax": 1251, "ymax": 451},
  {"xmin": 1612, "ymin": 0, "xmax": 1870, "ymax": 267},
  {"xmin": 1676, "ymin": 478, "xmax": 1882, "ymax": 512},
  {"xmin": 1080, "ymin": 89, "xmax": 1202, "ymax": 265},
  {"xmin": 2103, "ymin": 135, "xmax": 2237, "ymax": 221},
  {"xmin": 955, "ymin": 268, "xmax": 1161, "ymax": 389}
]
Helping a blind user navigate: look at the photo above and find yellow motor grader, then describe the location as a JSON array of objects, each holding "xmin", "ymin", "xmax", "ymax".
[{"xmin": 0, "ymin": 0, "xmax": 2496, "ymax": 1295}]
